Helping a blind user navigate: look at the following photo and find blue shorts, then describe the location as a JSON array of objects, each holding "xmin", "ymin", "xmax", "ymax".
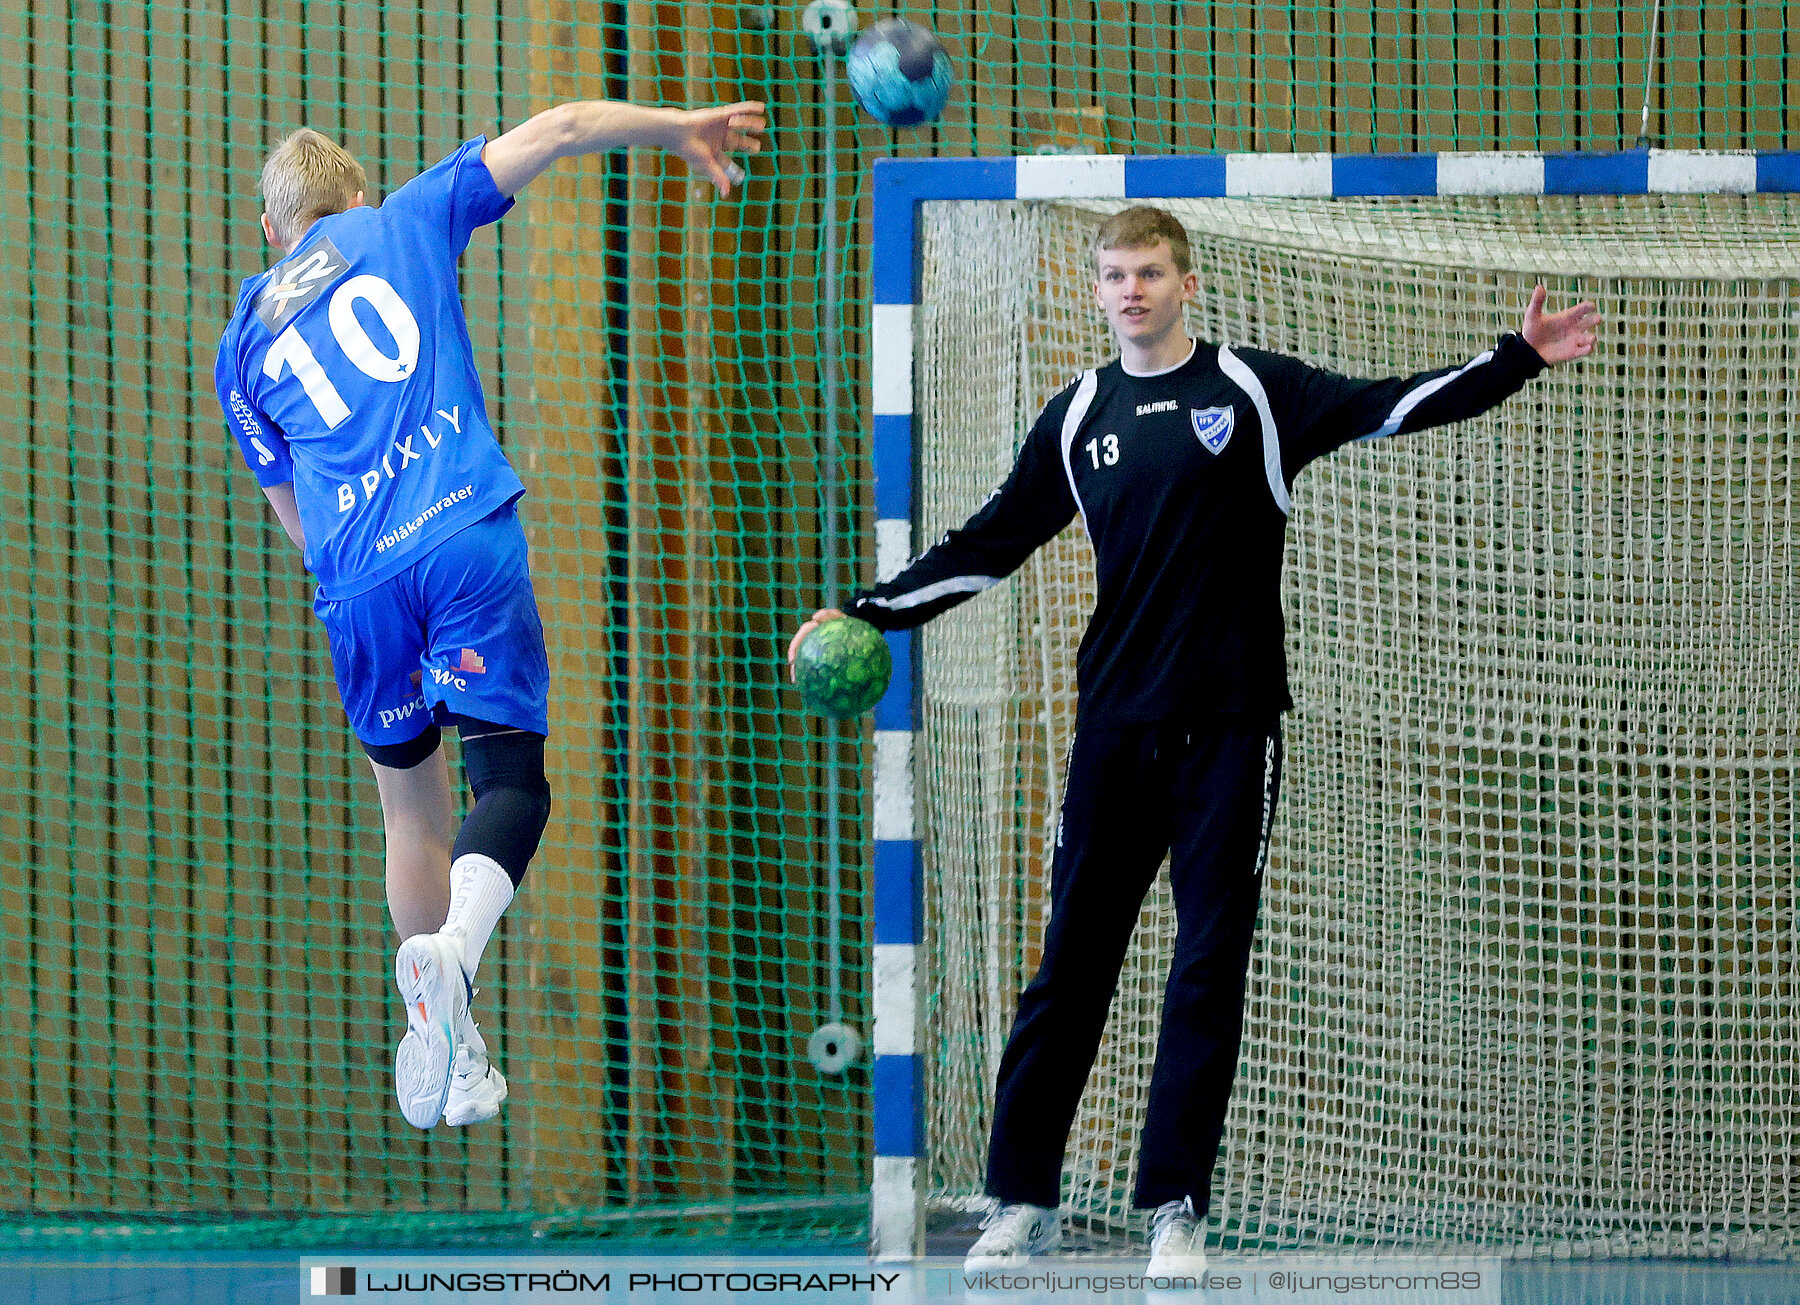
[{"xmin": 315, "ymin": 505, "xmax": 550, "ymax": 747}]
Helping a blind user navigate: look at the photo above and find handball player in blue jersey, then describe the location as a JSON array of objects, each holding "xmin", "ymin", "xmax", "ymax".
[{"xmin": 215, "ymin": 98, "xmax": 764, "ymax": 1129}]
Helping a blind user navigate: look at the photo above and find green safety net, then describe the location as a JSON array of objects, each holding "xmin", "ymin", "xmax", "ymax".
[{"xmin": 0, "ymin": 0, "xmax": 1790, "ymax": 1249}]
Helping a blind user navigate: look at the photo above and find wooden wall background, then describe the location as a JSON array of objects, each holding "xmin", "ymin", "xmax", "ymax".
[{"xmin": 0, "ymin": 0, "xmax": 1793, "ymax": 1235}]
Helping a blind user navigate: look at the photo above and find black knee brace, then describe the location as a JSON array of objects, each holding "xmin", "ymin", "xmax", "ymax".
[{"xmin": 450, "ymin": 716, "xmax": 552, "ymax": 888}]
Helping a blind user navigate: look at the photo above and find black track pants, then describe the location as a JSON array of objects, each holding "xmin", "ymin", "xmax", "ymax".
[{"xmin": 984, "ymin": 712, "xmax": 1282, "ymax": 1214}]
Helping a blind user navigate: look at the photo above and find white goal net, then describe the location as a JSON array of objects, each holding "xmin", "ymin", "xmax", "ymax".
[{"xmin": 914, "ymin": 192, "xmax": 1800, "ymax": 1257}]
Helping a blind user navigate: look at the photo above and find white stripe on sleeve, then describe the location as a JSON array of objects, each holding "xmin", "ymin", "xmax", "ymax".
[
  {"xmin": 1057, "ymin": 370, "xmax": 1100, "ymax": 533},
  {"xmin": 860, "ymin": 573, "xmax": 1002, "ymax": 612},
  {"xmin": 1218, "ymin": 345, "xmax": 1291, "ymax": 516},
  {"xmin": 1360, "ymin": 348, "xmax": 1495, "ymax": 441}
]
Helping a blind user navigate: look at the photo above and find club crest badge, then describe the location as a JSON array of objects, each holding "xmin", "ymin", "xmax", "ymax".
[{"xmin": 1191, "ymin": 405, "xmax": 1234, "ymax": 454}]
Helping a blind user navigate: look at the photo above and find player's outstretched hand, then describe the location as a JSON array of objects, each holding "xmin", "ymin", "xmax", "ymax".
[
  {"xmin": 1522, "ymin": 284, "xmax": 1601, "ymax": 365},
  {"xmin": 672, "ymin": 101, "xmax": 767, "ymax": 196},
  {"xmin": 788, "ymin": 609, "xmax": 845, "ymax": 682}
]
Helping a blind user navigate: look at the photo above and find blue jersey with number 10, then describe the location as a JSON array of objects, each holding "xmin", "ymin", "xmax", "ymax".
[{"xmin": 214, "ymin": 137, "xmax": 526, "ymax": 599}]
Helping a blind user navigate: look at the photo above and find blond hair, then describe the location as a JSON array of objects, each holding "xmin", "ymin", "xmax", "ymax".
[
  {"xmin": 260, "ymin": 129, "xmax": 367, "ymax": 246},
  {"xmin": 1092, "ymin": 205, "xmax": 1193, "ymax": 275}
]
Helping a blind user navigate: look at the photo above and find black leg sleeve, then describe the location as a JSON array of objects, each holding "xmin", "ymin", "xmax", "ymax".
[{"xmin": 451, "ymin": 718, "xmax": 552, "ymax": 889}]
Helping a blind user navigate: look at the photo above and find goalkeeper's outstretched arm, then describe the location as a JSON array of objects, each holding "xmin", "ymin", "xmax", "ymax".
[
  {"xmin": 1257, "ymin": 286, "xmax": 1602, "ymax": 478},
  {"xmin": 787, "ymin": 386, "xmax": 1081, "ymax": 677},
  {"xmin": 481, "ymin": 99, "xmax": 766, "ymax": 198}
]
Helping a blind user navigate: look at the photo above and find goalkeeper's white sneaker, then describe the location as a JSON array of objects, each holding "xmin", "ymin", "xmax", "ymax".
[
  {"xmin": 1147, "ymin": 1196, "xmax": 1208, "ymax": 1277},
  {"xmin": 963, "ymin": 1202, "xmax": 1061, "ymax": 1269},
  {"xmin": 393, "ymin": 931, "xmax": 468, "ymax": 1130},
  {"xmin": 443, "ymin": 1009, "xmax": 507, "ymax": 1127}
]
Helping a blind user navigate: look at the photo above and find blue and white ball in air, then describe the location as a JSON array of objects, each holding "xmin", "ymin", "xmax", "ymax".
[{"xmin": 846, "ymin": 19, "xmax": 952, "ymax": 127}]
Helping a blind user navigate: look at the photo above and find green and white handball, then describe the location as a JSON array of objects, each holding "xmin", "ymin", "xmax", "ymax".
[{"xmin": 793, "ymin": 617, "xmax": 893, "ymax": 720}]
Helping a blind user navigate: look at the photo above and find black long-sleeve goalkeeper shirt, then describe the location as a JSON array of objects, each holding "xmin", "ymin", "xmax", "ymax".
[{"xmin": 847, "ymin": 333, "xmax": 1547, "ymax": 724}]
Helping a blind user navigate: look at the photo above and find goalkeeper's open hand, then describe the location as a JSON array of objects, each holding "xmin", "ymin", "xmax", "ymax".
[
  {"xmin": 787, "ymin": 609, "xmax": 844, "ymax": 682},
  {"xmin": 1522, "ymin": 284, "xmax": 1601, "ymax": 365}
]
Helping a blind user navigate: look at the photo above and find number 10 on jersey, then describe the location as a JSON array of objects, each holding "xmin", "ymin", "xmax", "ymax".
[{"xmin": 262, "ymin": 275, "xmax": 421, "ymax": 428}]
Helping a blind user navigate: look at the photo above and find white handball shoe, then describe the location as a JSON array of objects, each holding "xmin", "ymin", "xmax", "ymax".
[
  {"xmin": 1147, "ymin": 1196, "xmax": 1208, "ymax": 1277},
  {"xmin": 443, "ymin": 1008, "xmax": 508, "ymax": 1127},
  {"xmin": 393, "ymin": 931, "xmax": 469, "ymax": 1129},
  {"xmin": 963, "ymin": 1201, "xmax": 1061, "ymax": 1270}
]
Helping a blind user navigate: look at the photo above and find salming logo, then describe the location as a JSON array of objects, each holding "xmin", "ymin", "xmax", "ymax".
[
  {"xmin": 1253, "ymin": 731, "xmax": 1276, "ymax": 877},
  {"xmin": 1135, "ymin": 399, "xmax": 1179, "ymax": 415}
]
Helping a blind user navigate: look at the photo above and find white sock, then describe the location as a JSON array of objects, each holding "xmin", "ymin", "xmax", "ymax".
[{"xmin": 443, "ymin": 853, "xmax": 515, "ymax": 982}]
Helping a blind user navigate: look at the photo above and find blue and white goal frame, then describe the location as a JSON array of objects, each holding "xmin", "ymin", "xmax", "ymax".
[{"xmin": 864, "ymin": 148, "xmax": 1800, "ymax": 1260}]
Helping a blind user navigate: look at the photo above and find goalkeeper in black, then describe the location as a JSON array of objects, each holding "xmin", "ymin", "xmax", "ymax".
[{"xmin": 788, "ymin": 206, "xmax": 1599, "ymax": 1274}]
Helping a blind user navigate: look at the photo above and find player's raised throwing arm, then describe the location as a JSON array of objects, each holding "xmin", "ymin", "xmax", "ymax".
[{"xmin": 480, "ymin": 99, "xmax": 766, "ymax": 198}]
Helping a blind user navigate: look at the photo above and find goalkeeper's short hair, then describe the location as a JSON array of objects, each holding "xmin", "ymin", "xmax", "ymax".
[{"xmin": 1092, "ymin": 205, "xmax": 1193, "ymax": 275}]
